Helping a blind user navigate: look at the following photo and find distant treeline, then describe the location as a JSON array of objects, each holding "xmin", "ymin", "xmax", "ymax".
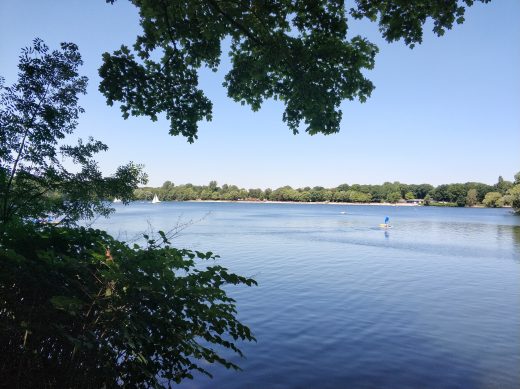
[{"xmin": 134, "ymin": 175, "xmax": 520, "ymax": 208}]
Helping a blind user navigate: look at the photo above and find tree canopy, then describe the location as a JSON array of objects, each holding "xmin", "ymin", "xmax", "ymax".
[
  {"xmin": 132, "ymin": 178, "xmax": 517, "ymax": 208},
  {"xmin": 1, "ymin": 40, "xmax": 257, "ymax": 387},
  {"xmin": 509, "ymin": 172, "xmax": 520, "ymax": 214},
  {"xmin": 100, "ymin": 0, "xmax": 491, "ymax": 142},
  {"xmin": 0, "ymin": 39, "xmax": 146, "ymax": 226}
]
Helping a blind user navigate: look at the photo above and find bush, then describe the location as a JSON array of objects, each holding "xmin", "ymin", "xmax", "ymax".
[
  {"xmin": 0, "ymin": 223, "xmax": 256, "ymax": 387},
  {"xmin": 482, "ymin": 192, "xmax": 504, "ymax": 208},
  {"xmin": 508, "ymin": 184, "xmax": 520, "ymax": 214}
]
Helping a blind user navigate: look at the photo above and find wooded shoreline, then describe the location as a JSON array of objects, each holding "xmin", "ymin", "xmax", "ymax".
[
  {"xmin": 132, "ymin": 198, "xmax": 513, "ymax": 209},
  {"xmin": 134, "ymin": 177, "xmax": 520, "ymax": 210}
]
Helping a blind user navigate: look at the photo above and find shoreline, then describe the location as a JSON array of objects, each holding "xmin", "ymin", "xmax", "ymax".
[
  {"xmin": 184, "ymin": 199, "xmax": 421, "ymax": 207},
  {"xmin": 148, "ymin": 200, "xmax": 510, "ymax": 209}
]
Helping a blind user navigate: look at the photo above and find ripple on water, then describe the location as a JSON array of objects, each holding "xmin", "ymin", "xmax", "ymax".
[{"xmin": 92, "ymin": 203, "xmax": 520, "ymax": 389}]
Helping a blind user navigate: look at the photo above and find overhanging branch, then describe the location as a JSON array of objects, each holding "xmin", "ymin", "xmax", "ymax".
[{"xmin": 206, "ymin": 0, "xmax": 263, "ymax": 45}]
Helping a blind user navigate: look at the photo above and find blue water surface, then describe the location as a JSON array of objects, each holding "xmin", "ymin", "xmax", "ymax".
[{"xmin": 93, "ymin": 202, "xmax": 520, "ymax": 389}]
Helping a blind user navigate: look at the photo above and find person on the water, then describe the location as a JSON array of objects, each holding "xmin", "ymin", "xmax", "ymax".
[{"xmin": 384, "ymin": 216, "xmax": 389, "ymax": 226}]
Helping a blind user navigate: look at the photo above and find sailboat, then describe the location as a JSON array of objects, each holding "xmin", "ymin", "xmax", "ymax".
[
  {"xmin": 151, "ymin": 194, "xmax": 161, "ymax": 204},
  {"xmin": 113, "ymin": 197, "xmax": 122, "ymax": 203}
]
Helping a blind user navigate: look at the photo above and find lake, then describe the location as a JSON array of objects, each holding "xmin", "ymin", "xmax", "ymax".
[{"xmin": 93, "ymin": 202, "xmax": 520, "ymax": 389}]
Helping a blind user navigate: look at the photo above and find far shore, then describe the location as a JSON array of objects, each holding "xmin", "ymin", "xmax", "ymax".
[
  {"xmin": 145, "ymin": 199, "xmax": 507, "ymax": 209},
  {"xmin": 184, "ymin": 199, "xmax": 422, "ymax": 207},
  {"xmin": 130, "ymin": 199, "xmax": 514, "ymax": 209}
]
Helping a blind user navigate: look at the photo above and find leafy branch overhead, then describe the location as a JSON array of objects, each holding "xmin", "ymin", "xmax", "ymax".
[{"xmin": 101, "ymin": 0, "xmax": 491, "ymax": 142}]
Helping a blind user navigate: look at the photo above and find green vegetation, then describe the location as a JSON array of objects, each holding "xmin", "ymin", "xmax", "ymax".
[
  {"xmin": 466, "ymin": 189, "xmax": 478, "ymax": 207},
  {"xmin": 2, "ymin": 1, "xmax": 517, "ymax": 386},
  {"xmin": 1, "ymin": 40, "xmax": 256, "ymax": 387},
  {"xmin": 509, "ymin": 172, "xmax": 520, "ymax": 214},
  {"xmin": 1, "ymin": 223, "xmax": 255, "ymax": 387},
  {"xmin": 0, "ymin": 39, "xmax": 146, "ymax": 226},
  {"xmin": 483, "ymin": 192, "xmax": 504, "ymax": 208},
  {"xmin": 101, "ymin": 0, "xmax": 491, "ymax": 142},
  {"xmin": 134, "ymin": 177, "xmax": 520, "ymax": 209}
]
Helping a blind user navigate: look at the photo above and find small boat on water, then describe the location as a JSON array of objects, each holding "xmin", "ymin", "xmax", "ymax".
[
  {"xmin": 113, "ymin": 197, "xmax": 122, "ymax": 203},
  {"xmin": 151, "ymin": 194, "xmax": 161, "ymax": 204},
  {"xmin": 379, "ymin": 216, "xmax": 391, "ymax": 228}
]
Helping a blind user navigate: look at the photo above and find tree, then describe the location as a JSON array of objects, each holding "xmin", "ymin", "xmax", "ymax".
[
  {"xmin": 509, "ymin": 171, "xmax": 520, "ymax": 214},
  {"xmin": 508, "ymin": 185, "xmax": 520, "ymax": 214},
  {"xmin": 333, "ymin": 190, "xmax": 350, "ymax": 202},
  {"xmin": 161, "ymin": 180, "xmax": 174, "ymax": 190},
  {"xmin": 0, "ymin": 39, "xmax": 146, "ymax": 226},
  {"xmin": 431, "ymin": 184, "xmax": 450, "ymax": 202},
  {"xmin": 100, "ymin": 0, "xmax": 490, "ymax": 142},
  {"xmin": 408, "ymin": 183, "xmax": 434, "ymax": 199},
  {"xmin": 448, "ymin": 183, "xmax": 467, "ymax": 206},
  {"xmin": 386, "ymin": 191, "xmax": 401, "ymax": 203},
  {"xmin": 515, "ymin": 172, "xmax": 520, "ymax": 185},
  {"xmin": 495, "ymin": 175, "xmax": 513, "ymax": 194},
  {"xmin": 309, "ymin": 188, "xmax": 330, "ymax": 202},
  {"xmin": 1, "ymin": 41, "xmax": 256, "ymax": 387},
  {"xmin": 336, "ymin": 184, "xmax": 350, "ymax": 192},
  {"xmin": 248, "ymin": 188, "xmax": 263, "ymax": 199},
  {"xmin": 405, "ymin": 191, "xmax": 415, "ymax": 200},
  {"xmin": 483, "ymin": 191, "xmax": 503, "ymax": 208},
  {"xmin": 466, "ymin": 188, "xmax": 478, "ymax": 207},
  {"xmin": 423, "ymin": 194, "xmax": 432, "ymax": 206},
  {"xmin": 348, "ymin": 190, "xmax": 371, "ymax": 203},
  {"xmin": 466, "ymin": 182, "xmax": 494, "ymax": 202}
]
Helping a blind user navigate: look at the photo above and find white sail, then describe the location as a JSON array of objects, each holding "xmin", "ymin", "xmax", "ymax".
[
  {"xmin": 152, "ymin": 194, "xmax": 161, "ymax": 204},
  {"xmin": 113, "ymin": 197, "xmax": 122, "ymax": 203}
]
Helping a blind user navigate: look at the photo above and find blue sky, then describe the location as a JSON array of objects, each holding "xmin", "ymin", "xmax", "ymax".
[{"xmin": 1, "ymin": 0, "xmax": 519, "ymax": 188}]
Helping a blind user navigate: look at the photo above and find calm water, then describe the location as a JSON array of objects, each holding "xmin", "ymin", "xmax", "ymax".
[{"xmin": 93, "ymin": 202, "xmax": 520, "ymax": 389}]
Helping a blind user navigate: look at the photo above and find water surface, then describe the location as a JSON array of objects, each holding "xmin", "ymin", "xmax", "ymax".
[{"xmin": 93, "ymin": 202, "xmax": 520, "ymax": 389}]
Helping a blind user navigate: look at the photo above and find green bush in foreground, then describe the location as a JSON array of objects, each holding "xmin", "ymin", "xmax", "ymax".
[
  {"xmin": 0, "ymin": 39, "xmax": 256, "ymax": 387},
  {"xmin": 0, "ymin": 223, "xmax": 256, "ymax": 388}
]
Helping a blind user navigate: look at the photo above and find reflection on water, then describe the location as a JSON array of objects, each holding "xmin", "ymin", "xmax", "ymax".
[
  {"xmin": 93, "ymin": 203, "xmax": 520, "ymax": 389},
  {"xmin": 512, "ymin": 225, "xmax": 520, "ymax": 253}
]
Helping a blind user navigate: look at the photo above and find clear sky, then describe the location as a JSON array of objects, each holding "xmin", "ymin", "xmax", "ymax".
[{"xmin": 1, "ymin": 0, "xmax": 519, "ymax": 189}]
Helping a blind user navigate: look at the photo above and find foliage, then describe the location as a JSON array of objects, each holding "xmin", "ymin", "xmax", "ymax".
[
  {"xmin": 508, "ymin": 185, "xmax": 520, "ymax": 214},
  {"xmin": 0, "ymin": 39, "xmax": 147, "ymax": 227},
  {"xmin": 482, "ymin": 191, "xmax": 503, "ymax": 208},
  {"xmin": 466, "ymin": 188, "xmax": 478, "ymax": 207},
  {"xmin": 430, "ymin": 182, "xmax": 494, "ymax": 205},
  {"xmin": 101, "ymin": 0, "xmax": 490, "ymax": 141},
  {"xmin": 404, "ymin": 192, "xmax": 415, "ymax": 200},
  {"xmin": 508, "ymin": 171, "xmax": 520, "ymax": 214},
  {"xmin": 386, "ymin": 191, "xmax": 402, "ymax": 203},
  {"xmin": 1, "ymin": 41, "xmax": 256, "ymax": 387},
  {"xmin": 0, "ymin": 223, "xmax": 256, "ymax": 388},
  {"xmin": 135, "ymin": 178, "xmax": 515, "ymax": 207},
  {"xmin": 495, "ymin": 175, "xmax": 513, "ymax": 194}
]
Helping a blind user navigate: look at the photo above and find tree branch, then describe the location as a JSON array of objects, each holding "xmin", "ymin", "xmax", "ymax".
[
  {"xmin": 206, "ymin": 0, "xmax": 263, "ymax": 45},
  {"xmin": 159, "ymin": 0, "xmax": 182, "ymax": 71},
  {"xmin": 2, "ymin": 82, "xmax": 51, "ymax": 223}
]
